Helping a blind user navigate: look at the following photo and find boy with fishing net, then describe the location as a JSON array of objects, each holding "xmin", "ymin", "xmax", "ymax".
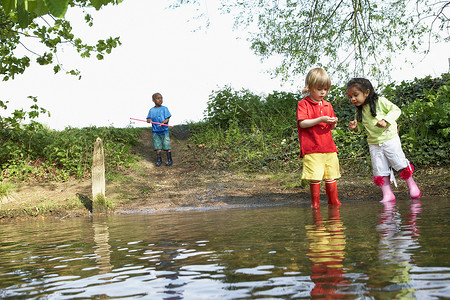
[{"xmin": 147, "ymin": 92, "xmax": 173, "ymax": 166}]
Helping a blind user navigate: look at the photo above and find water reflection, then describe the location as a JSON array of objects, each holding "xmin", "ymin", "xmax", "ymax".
[
  {"xmin": 92, "ymin": 218, "xmax": 113, "ymax": 274},
  {"xmin": 1, "ymin": 197, "xmax": 449, "ymax": 299},
  {"xmin": 156, "ymin": 242, "xmax": 186, "ymax": 299},
  {"xmin": 375, "ymin": 200, "xmax": 423, "ymax": 298},
  {"xmin": 306, "ymin": 207, "xmax": 349, "ymax": 298}
]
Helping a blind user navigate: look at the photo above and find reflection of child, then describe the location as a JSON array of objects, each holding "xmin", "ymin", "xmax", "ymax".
[
  {"xmin": 306, "ymin": 207, "xmax": 348, "ymax": 298},
  {"xmin": 347, "ymin": 78, "xmax": 421, "ymax": 202},
  {"xmin": 297, "ymin": 68, "xmax": 341, "ymax": 208},
  {"xmin": 147, "ymin": 93, "xmax": 173, "ymax": 167}
]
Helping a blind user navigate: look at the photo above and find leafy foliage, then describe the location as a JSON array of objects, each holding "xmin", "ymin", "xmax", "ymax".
[
  {"xmin": 398, "ymin": 84, "xmax": 450, "ymax": 165},
  {"xmin": 0, "ymin": 1, "xmax": 122, "ymax": 81},
  {"xmin": 0, "ymin": 74, "xmax": 448, "ymax": 182},
  {"xmin": 1, "ymin": 0, "xmax": 123, "ymax": 28},
  {"xmin": 0, "ymin": 0, "xmax": 128, "ymax": 182},
  {"xmin": 173, "ymin": 0, "xmax": 449, "ymax": 82},
  {"xmin": 0, "ymin": 107, "xmax": 142, "ymax": 181},
  {"xmin": 189, "ymin": 74, "xmax": 450, "ymax": 173}
]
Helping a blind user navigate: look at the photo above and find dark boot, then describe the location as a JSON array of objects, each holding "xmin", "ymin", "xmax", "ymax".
[
  {"xmin": 165, "ymin": 151, "xmax": 173, "ymax": 166},
  {"xmin": 155, "ymin": 151, "xmax": 162, "ymax": 167}
]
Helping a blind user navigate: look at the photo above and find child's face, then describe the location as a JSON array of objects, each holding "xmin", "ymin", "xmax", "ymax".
[
  {"xmin": 347, "ymin": 86, "xmax": 369, "ymax": 106},
  {"xmin": 153, "ymin": 94, "xmax": 163, "ymax": 107},
  {"xmin": 309, "ymin": 87, "xmax": 329, "ymax": 102}
]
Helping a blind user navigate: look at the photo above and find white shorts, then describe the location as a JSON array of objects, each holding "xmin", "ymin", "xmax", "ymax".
[{"xmin": 369, "ymin": 135, "xmax": 409, "ymax": 177}]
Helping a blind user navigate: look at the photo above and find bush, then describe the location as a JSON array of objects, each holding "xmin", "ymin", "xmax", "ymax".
[
  {"xmin": 188, "ymin": 74, "xmax": 450, "ymax": 172},
  {"xmin": 0, "ymin": 125, "xmax": 142, "ymax": 181}
]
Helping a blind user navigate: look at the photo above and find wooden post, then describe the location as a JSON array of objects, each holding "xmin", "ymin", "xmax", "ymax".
[{"xmin": 92, "ymin": 137, "xmax": 106, "ymax": 213}]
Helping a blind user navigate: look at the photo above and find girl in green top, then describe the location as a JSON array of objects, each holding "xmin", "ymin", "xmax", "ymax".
[{"xmin": 347, "ymin": 78, "xmax": 421, "ymax": 202}]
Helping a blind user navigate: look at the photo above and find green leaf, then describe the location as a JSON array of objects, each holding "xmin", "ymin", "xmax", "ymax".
[
  {"xmin": 25, "ymin": 0, "xmax": 50, "ymax": 17},
  {"xmin": 1, "ymin": 0, "xmax": 16, "ymax": 12},
  {"xmin": 90, "ymin": 0, "xmax": 109, "ymax": 10},
  {"xmin": 17, "ymin": 0, "xmax": 30, "ymax": 28},
  {"xmin": 43, "ymin": 0, "xmax": 68, "ymax": 18}
]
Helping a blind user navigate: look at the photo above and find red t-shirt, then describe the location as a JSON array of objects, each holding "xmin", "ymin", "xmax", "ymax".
[{"xmin": 296, "ymin": 97, "xmax": 338, "ymax": 157}]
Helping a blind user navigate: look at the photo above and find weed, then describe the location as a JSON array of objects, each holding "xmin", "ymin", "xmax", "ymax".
[{"xmin": 0, "ymin": 182, "xmax": 14, "ymax": 207}]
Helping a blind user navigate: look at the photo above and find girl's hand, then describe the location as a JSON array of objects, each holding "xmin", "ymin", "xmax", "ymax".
[
  {"xmin": 375, "ymin": 119, "xmax": 388, "ymax": 128},
  {"xmin": 348, "ymin": 120, "xmax": 357, "ymax": 130}
]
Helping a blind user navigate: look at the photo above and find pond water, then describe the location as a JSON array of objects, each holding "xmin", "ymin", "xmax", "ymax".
[{"xmin": 1, "ymin": 196, "xmax": 449, "ymax": 299}]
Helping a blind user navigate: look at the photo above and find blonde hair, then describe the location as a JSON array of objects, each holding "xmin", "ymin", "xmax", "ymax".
[{"xmin": 302, "ymin": 68, "xmax": 331, "ymax": 94}]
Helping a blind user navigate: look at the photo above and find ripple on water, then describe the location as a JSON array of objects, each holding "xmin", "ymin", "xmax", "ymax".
[{"xmin": 0, "ymin": 197, "xmax": 449, "ymax": 299}]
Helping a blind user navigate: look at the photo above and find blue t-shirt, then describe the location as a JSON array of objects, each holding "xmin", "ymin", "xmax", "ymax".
[{"xmin": 147, "ymin": 106, "xmax": 171, "ymax": 135}]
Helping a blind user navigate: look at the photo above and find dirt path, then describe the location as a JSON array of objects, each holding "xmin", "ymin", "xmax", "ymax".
[
  {"xmin": 3, "ymin": 128, "xmax": 449, "ymax": 218},
  {"xmin": 109, "ymin": 129, "xmax": 308, "ymax": 212},
  {"xmin": 110, "ymin": 129, "xmax": 449, "ymax": 213}
]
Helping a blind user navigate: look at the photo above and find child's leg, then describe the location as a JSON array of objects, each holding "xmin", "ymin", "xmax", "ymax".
[
  {"xmin": 383, "ymin": 136, "xmax": 421, "ymax": 199},
  {"xmin": 302, "ymin": 154, "xmax": 326, "ymax": 209},
  {"xmin": 162, "ymin": 133, "xmax": 173, "ymax": 166},
  {"xmin": 155, "ymin": 150, "xmax": 162, "ymax": 167},
  {"xmin": 325, "ymin": 179, "xmax": 341, "ymax": 206},
  {"xmin": 322, "ymin": 153, "xmax": 341, "ymax": 206},
  {"xmin": 374, "ymin": 176, "xmax": 396, "ymax": 202},
  {"xmin": 153, "ymin": 134, "xmax": 163, "ymax": 167},
  {"xmin": 399, "ymin": 163, "xmax": 421, "ymax": 199},
  {"xmin": 370, "ymin": 143, "xmax": 396, "ymax": 202},
  {"xmin": 165, "ymin": 151, "xmax": 173, "ymax": 166},
  {"xmin": 309, "ymin": 180, "xmax": 321, "ymax": 209}
]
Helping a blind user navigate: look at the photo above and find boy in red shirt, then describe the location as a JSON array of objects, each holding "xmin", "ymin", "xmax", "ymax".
[{"xmin": 297, "ymin": 68, "xmax": 341, "ymax": 208}]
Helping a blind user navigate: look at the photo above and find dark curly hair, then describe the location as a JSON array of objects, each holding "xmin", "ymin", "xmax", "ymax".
[{"xmin": 346, "ymin": 78, "xmax": 378, "ymax": 122}]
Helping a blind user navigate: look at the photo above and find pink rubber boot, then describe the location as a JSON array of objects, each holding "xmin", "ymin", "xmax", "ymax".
[
  {"xmin": 399, "ymin": 163, "xmax": 421, "ymax": 199},
  {"xmin": 374, "ymin": 176, "xmax": 396, "ymax": 202}
]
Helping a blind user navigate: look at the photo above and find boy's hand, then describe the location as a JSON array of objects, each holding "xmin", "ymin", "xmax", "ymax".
[
  {"xmin": 348, "ymin": 120, "xmax": 357, "ymax": 130},
  {"xmin": 147, "ymin": 119, "xmax": 152, "ymax": 123},
  {"xmin": 321, "ymin": 116, "xmax": 337, "ymax": 124}
]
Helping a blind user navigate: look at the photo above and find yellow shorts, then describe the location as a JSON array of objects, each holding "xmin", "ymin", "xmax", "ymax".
[{"xmin": 302, "ymin": 152, "xmax": 341, "ymax": 181}]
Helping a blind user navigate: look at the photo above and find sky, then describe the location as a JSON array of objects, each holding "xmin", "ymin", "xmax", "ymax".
[{"xmin": 1, "ymin": 0, "xmax": 449, "ymax": 130}]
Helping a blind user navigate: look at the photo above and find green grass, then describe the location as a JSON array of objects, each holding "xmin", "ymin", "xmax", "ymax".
[{"xmin": 0, "ymin": 182, "xmax": 14, "ymax": 207}]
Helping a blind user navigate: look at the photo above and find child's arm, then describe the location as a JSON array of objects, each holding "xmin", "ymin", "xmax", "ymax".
[
  {"xmin": 161, "ymin": 117, "xmax": 170, "ymax": 126},
  {"xmin": 146, "ymin": 118, "xmax": 152, "ymax": 123},
  {"xmin": 380, "ymin": 97, "xmax": 401, "ymax": 125},
  {"xmin": 299, "ymin": 116, "xmax": 337, "ymax": 128}
]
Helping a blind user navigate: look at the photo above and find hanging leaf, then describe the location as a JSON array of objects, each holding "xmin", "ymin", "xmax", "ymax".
[
  {"xmin": 25, "ymin": 0, "xmax": 50, "ymax": 17},
  {"xmin": 43, "ymin": 0, "xmax": 68, "ymax": 18},
  {"xmin": 17, "ymin": 0, "xmax": 30, "ymax": 28},
  {"xmin": 90, "ymin": 0, "xmax": 108, "ymax": 10},
  {"xmin": 1, "ymin": 0, "xmax": 16, "ymax": 13}
]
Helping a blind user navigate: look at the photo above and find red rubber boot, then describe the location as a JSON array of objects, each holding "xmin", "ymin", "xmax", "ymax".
[
  {"xmin": 310, "ymin": 181, "xmax": 321, "ymax": 209},
  {"xmin": 325, "ymin": 179, "xmax": 341, "ymax": 206}
]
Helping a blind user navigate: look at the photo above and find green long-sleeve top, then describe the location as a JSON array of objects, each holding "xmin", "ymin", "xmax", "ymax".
[{"xmin": 357, "ymin": 96, "xmax": 401, "ymax": 145}]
